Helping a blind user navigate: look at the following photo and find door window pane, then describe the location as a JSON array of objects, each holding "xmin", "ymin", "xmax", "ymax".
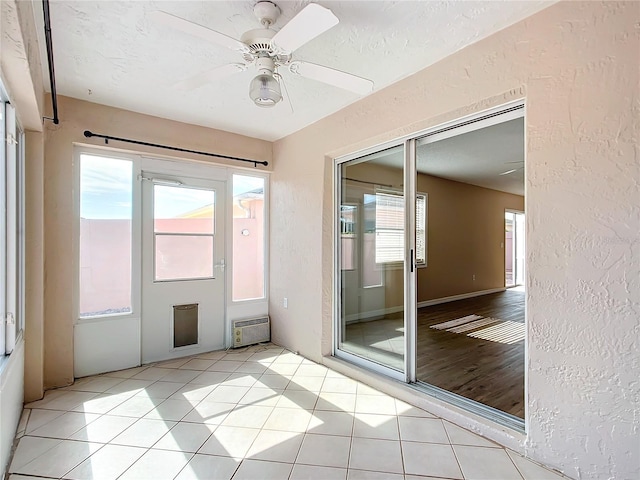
[
  {"xmin": 79, "ymin": 155, "xmax": 132, "ymax": 317},
  {"xmin": 153, "ymin": 184, "xmax": 215, "ymax": 281},
  {"xmin": 232, "ymin": 175, "xmax": 265, "ymax": 301},
  {"xmin": 155, "ymin": 235, "xmax": 213, "ymax": 281},
  {"xmin": 154, "ymin": 185, "xmax": 214, "ymax": 234}
]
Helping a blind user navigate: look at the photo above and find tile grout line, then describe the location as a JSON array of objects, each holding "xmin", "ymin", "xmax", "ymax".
[
  {"xmin": 442, "ymin": 414, "xmax": 466, "ymax": 480},
  {"xmin": 395, "ymin": 400, "xmax": 407, "ymax": 477}
]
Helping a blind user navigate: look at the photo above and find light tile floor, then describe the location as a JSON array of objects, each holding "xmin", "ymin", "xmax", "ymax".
[{"xmin": 8, "ymin": 344, "xmax": 567, "ymax": 480}]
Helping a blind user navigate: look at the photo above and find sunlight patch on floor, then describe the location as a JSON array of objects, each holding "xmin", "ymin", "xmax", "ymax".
[{"xmin": 467, "ymin": 320, "xmax": 525, "ymax": 344}]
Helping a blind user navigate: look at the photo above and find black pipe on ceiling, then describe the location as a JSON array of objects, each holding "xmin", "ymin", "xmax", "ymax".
[
  {"xmin": 43, "ymin": 0, "xmax": 59, "ymax": 124},
  {"xmin": 83, "ymin": 131, "xmax": 269, "ymax": 167}
]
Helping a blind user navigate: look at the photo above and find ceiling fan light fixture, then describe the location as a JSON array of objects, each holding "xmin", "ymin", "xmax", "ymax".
[{"xmin": 249, "ymin": 56, "xmax": 282, "ymax": 107}]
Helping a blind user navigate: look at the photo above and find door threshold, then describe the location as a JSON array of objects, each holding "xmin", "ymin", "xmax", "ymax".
[
  {"xmin": 324, "ymin": 355, "xmax": 527, "ymax": 452},
  {"xmin": 413, "ymin": 381, "xmax": 525, "ymax": 433}
]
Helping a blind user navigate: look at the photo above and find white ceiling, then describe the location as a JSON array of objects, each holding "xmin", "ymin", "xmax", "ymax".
[
  {"xmin": 41, "ymin": 1, "xmax": 549, "ymax": 141},
  {"xmin": 416, "ymin": 117, "xmax": 525, "ymax": 195}
]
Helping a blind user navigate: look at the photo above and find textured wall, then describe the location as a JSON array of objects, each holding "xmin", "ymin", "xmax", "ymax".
[
  {"xmin": 0, "ymin": 0, "xmax": 44, "ymax": 131},
  {"xmin": 43, "ymin": 96, "xmax": 272, "ymax": 388},
  {"xmin": 270, "ymin": 2, "xmax": 639, "ymax": 478}
]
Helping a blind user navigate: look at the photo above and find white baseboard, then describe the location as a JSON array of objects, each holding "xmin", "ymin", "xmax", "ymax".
[
  {"xmin": 344, "ymin": 288, "xmax": 507, "ymax": 323},
  {"xmin": 345, "ymin": 305, "xmax": 404, "ymax": 324},
  {"xmin": 417, "ymin": 287, "xmax": 506, "ymax": 309}
]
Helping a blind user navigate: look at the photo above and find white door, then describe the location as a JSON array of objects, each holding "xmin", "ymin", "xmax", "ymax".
[{"xmin": 141, "ymin": 172, "xmax": 226, "ymax": 363}]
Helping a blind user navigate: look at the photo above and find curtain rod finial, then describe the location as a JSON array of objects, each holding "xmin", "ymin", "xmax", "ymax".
[{"xmin": 84, "ymin": 130, "xmax": 92, "ymax": 138}]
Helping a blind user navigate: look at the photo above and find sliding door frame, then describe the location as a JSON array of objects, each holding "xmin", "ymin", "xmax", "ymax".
[
  {"xmin": 404, "ymin": 138, "xmax": 417, "ymax": 383},
  {"xmin": 333, "ymin": 99, "xmax": 527, "ymax": 429}
]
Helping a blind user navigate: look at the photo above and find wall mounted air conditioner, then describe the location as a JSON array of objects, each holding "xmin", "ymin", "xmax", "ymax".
[{"xmin": 233, "ymin": 316, "xmax": 270, "ymax": 348}]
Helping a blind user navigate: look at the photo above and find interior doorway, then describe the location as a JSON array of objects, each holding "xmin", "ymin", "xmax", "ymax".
[{"xmin": 505, "ymin": 210, "xmax": 525, "ymax": 288}]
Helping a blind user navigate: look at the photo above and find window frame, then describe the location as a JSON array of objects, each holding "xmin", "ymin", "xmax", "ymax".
[
  {"xmin": 0, "ymin": 92, "xmax": 26, "ymax": 359},
  {"xmin": 75, "ymin": 149, "xmax": 140, "ymax": 323}
]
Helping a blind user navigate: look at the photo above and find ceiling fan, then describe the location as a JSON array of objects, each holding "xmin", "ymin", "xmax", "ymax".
[{"xmin": 151, "ymin": 2, "xmax": 374, "ymax": 108}]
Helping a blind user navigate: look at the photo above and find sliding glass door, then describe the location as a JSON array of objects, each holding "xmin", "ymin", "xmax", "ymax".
[
  {"xmin": 335, "ymin": 102, "xmax": 526, "ymax": 427},
  {"xmin": 335, "ymin": 144, "xmax": 408, "ymax": 378}
]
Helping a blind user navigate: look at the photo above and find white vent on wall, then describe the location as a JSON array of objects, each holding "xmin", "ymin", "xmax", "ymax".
[{"xmin": 233, "ymin": 316, "xmax": 270, "ymax": 348}]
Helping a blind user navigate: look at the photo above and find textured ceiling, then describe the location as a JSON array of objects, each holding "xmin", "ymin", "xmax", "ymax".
[{"xmin": 41, "ymin": 1, "xmax": 550, "ymax": 141}]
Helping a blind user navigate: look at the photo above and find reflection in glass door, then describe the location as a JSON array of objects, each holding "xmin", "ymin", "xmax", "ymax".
[
  {"xmin": 506, "ymin": 210, "xmax": 525, "ymax": 287},
  {"xmin": 336, "ymin": 145, "xmax": 406, "ymax": 374}
]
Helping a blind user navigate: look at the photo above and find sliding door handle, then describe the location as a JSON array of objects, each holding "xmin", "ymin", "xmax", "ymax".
[{"xmin": 410, "ymin": 249, "xmax": 414, "ymax": 273}]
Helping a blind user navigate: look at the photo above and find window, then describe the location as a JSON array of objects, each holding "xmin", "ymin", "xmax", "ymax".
[
  {"xmin": 79, "ymin": 154, "xmax": 133, "ymax": 317},
  {"xmin": 372, "ymin": 191, "xmax": 427, "ymax": 266},
  {"xmin": 232, "ymin": 175, "xmax": 265, "ymax": 301},
  {"xmin": 1, "ymin": 97, "xmax": 25, "ymax": 356},
  {"xmin": 154, "ymin": 185, "xmax": 215, "ymax": 281}
]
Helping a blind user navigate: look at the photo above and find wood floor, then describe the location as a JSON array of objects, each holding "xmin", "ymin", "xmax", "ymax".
[
  {"xmin": 416, "ymin": 289, "xmax": 525, "ymax": 418},
  {"xmin": 343, "ymin": 288, "xmax": 525, "ymax": 418}
]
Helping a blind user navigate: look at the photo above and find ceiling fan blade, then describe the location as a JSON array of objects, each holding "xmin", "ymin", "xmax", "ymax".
[
  {"xmin": 174, "ymin": 63, "xmax": 247, "ymax": 91},
  {"xmin": 150, "ymin": 11, "xmax": 249, "ymax": 54},
  {"xmin": 289, "ymin": 61, "xmax": 373, "ymax": 95},
  {"xmin": 271, "ymin": 4, "xmax": 339, "ymax": 54}
]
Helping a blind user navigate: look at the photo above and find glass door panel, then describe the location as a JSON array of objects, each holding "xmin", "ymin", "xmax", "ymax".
[
  {"xmin": 337, "ymin": 145, "xmax": 405, "ymax": 373},
  {"xmin": 414, "ymin": 115, "xmax": 525, "ymax": 419}
]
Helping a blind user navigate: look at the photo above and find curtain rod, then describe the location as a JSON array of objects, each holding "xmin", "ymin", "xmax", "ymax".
[
  {"xmin": 43, "ymin": 0, "xmax": 59, "ymax": 124},
  {"xmin": 83, "ymin": 131, "xmax": 269, "ymax": 167}
]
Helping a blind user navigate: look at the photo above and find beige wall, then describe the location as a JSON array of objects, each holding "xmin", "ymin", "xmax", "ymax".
[
  {"xmin": 24, "ymin": 131, "xmax": 45, "ymax": 402},
  {"xmin": 417, "ymin": 174, "xmax": 524, "ymax": 302},
  {"xmin": 270, "ymin": 2, "xmax": 638, "ymax": 478},
  {"xmin": 43, "ymin": 95, "xmax": 272, "ymax": 388},
  {"xmin": 340, "ymin": 159, "xmax": 523, "ymax": 309},
  {"xmin": 1, "ymin": 0, "xmax": 44, "ymax": 131}
]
